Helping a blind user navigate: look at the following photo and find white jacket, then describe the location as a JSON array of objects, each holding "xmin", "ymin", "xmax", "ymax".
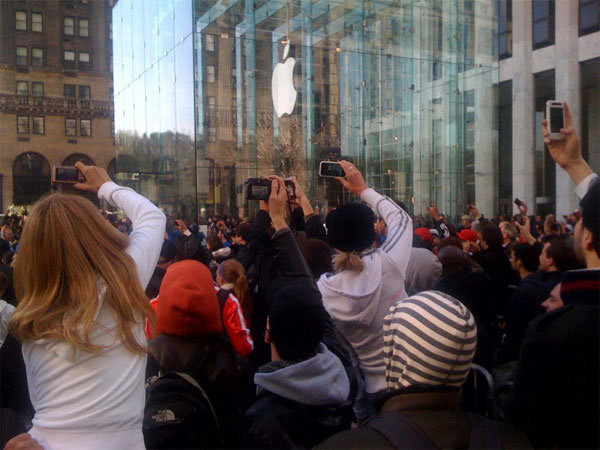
[
  {"xmin": 317, "ymin": 188, "xmax": 413, "ymax": 393},
  {"xmin": 0, "ymin": 182, "xmax": 165, "ymax": 450}
]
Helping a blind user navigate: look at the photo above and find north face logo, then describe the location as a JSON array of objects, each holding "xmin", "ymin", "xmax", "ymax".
[{"xmin": 151, "ymin": 409, "xmax": 176, "ymax": 423}]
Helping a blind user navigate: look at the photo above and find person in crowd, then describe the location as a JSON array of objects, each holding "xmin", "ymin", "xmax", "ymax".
[
  {"xmin": 208, "ymin": 232, "xmax": 232, "ymax": 263},
  {"xmin": 0, "ymin": 225, "xmax": 17, "ymax": 254},
  {"xmin": 537, "ymin": 235, "xmax": 581, "ymax": 290},
  {"xmin": 456, "ymin": 228, "xmax": 479, "ymax": 255},
  {"xmin": 472, "ymin": 221, "xmax": 515, "ymax": 316},
  {"xmin": 300, "ymin": 238, "xmax": 334, "ymax": 279},
  {"xmin": 318, "ymin": 290, "xmax": 530, "ymax": 449},
  {"xmin": 429, "ymin": 228, "xmax": 440, "ymax": 247},
  {"xmin": 145, "ymin": 239, "xmax": 177, "ymax": 299},
  {"xmin": 414, "ymin": 227, "xmax": 433, "ymax": 248},
  {"xmin": 243, "ymin": 284, "xmax": 351, "ymax": 448},
  {"xmin": 434, "ymin": 246, "xmax": 497, "ymax": 369},
  {"xmin": 2, "ymin": 162, "xmax": 165, "ymax": 450},
  {"xmin": 231, "ymin": 223, "xmax": 252, "ymax": 268},
  {"xmin": 458, "ymin": 214, "xmax": 472, "ymax": 232},
  {"xmin": 404, "ymin": 242, "xmax": 442, "ymax": 296},
  {"xmin": 508, "ymin": 102, "xmax": 599, "ymax": 449},
  {"xmin": 374, "ymin": 216, "xmax": 388, "ymax": 243},
  {"xmin": 216, "ymin": 259, "xmax": 254, "ymax": 357},
  {"xmin": 145, "ymin": 259, "xmax": 254, "ymax": 448},
  {"xmin": 497, "ymin": 243, "xmax": 546, "ymax": 365},
  {"xmin": 500, "ymin": 222, "xmax": 519, "ymax": 254},
  {"xmin": 541, "ymin": 283, "xmax": 563, "ymax": 313},
  {"xmin": 218, "ymin": 227, "xmax": 232, "ymax": 248},
  {"xmin": 316, "ymin": 160, "xmax": 413, "ymax": 401}
]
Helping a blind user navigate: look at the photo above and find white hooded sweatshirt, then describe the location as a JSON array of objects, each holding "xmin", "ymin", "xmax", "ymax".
[{"xmin": 317, "ymin": 188, "xmax": 413, "ymax": 394}]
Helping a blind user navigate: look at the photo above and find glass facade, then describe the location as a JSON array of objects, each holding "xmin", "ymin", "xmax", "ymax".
[{"xmin": 112, "ymin": 0, "xmax": 498, "ymax": 221}]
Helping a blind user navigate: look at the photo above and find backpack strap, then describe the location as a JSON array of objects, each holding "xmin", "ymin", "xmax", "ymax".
[
  {"xmin": 216, "ymin": 288, "xmax": 230, "ymax": 314},
  {"xmin": 173, "ymin": 371, "xmax": 220, "ymax": 431},
  {"xmin": 466, "ymin": 412, "xmax": 501, "ymax": 450},
  {"xmin": 366, "ymin": 411, "xmax": 439, "ymax": 449}
]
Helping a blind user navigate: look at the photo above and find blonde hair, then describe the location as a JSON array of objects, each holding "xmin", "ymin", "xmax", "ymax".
[
  {"xmin": 333, "ymin": 251, "xmax": 364, "ymax": 273},
  {"xmin": 9, "ymin": 193, "xmax": 154, "ymax": 354}
]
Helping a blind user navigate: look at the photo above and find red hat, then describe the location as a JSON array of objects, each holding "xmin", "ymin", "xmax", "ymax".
[
  {"xmin": 414, "ymin": 227, "xmax": 432, "ymax": 242},
  {"xmin": 457, "ymin": 229, "xmax": 478, "ymax": 243},
  {"xmin": 156, "ymin": 260, "xmax": 222, "ymax": 337}
]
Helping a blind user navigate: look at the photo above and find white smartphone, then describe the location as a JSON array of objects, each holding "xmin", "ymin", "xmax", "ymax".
[
  {"xmin": 546, "ymin": 101, "xmax": 565, "ymax": 141},
  {"xmin": 319, "ymin": 161, "xmax": 344, "ymax": 178}
]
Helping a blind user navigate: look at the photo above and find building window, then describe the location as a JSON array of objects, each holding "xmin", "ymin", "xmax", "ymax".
[
  {"xmin": 64, "ymin": 84, "xmax": 76, "ymax": 97},
  {"xmin": 208, "ymin": 96, "xmax": 216, "ymax": 110},
  {"xmin": 206, "ymin": 65, "xmax": 215, "ymax": 82},
  {"xmin": 79, "ymin": 85, "xmax": 91, "ymax": 99},
  {"xmin": 16, "ymin": 47, "xmax": 28, "ymax": 66},
  {"xmin": 32, "ymin": 82, "xmax": 44, "ymax": 96},
  {"xmin": 208, "ymin": 127, "xmax": 217, "ymax": 142},
  {"xmin": 33, "ymin": 117, "xmax": 45, "ymax": 135},
  {"xmin": 64, "ymin": 17, "xmax": 75, "ymax": 35},
  {"xmin": 111, "ymin": 120, "xmax": 115, "ymax": 137},
  {"xmin": 16, "ymin": 81, "xmax": 28, "ymax": 96},
  {"xmin": 65, "ymin": 118, "xmax": 77, "ymax": 136},
  {"xmin": 32, "ymin": 13, "xmax": 43, "ymax": 32},
  {"xmin": 79, "ymin": 51, "xmax": 90, "ymax": 70},
  {"xmin": 205, "ymin": 34, "xmax": 215, "ymax": 51},
  {"xmin": 498, "ymin": 0, "xmax": 512, "ymax": 59},
  {"xmin": 17, "ymin": 116, "xmax": 29, "ymax": 134},
  {"xmin": 79, "ymin": 18, "xmax": 89, "ymax": 37},
  {"xmin": 64, "ymin": 50, "xmax": 75, "ymax": 69},
  {"xmin": 16, "ymin": 11, "xmax": 27, "ymax": 31},
  {"xmin": 580, "ymin": 0, "xmax": 600, "ymax": 35},
  {"xmin": 32, "ymin": 48, "xmax": 43, "ymax": 67},
  {"xmin": 80, "ymin": 119, "xmax": 91, "ymax": 136},
  {"xmin": 532, "ymin": 0, "xmax": 555, "ymax": 49}
]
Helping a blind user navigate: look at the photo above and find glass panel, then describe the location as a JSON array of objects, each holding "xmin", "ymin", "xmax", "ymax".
[
  {"xmin": 64, "ymin": 84, "xmax": 76, "ymax": 97},
  {"xmin": 66, "ymin": 118, "xmax": 77, "ymax": 136},
  {"xmin": 33, "ymin": 117, "xmax": 45, "ymax": 134},
  {"xmin": 16, "ymin": 47, "xmax": 27, "ymax": 65},
  {"xmin": 79, "ymin": 85, "xmax": 91, "ymax": 99},
  {"xmin": 64, "ymin": 17, "xmax": 75, "ymax": 35},
  {"xmin": 32, "ymin": 48, "xmax": 43, "ymax": 67},
  {"xmin": 16, "ymin": 11, "xmax": 27, "ymax": 30},
  {"xmin": 32, "ymin": 82, "xmax": 44, "ymax": 96},
  {"xmin": 80, "ymin": 119, "xmax": 92, "ymax": 136},
  {"xmin": 79, "ymin": 18, "xmax": 89, "ymax": 37},
  {"xmin": 17, "ymin": 116, "xmax": 29, "ymax": 134},
  {"xmin": 16, "ymin": 81, "xmax": 28, "ymax": 95}
]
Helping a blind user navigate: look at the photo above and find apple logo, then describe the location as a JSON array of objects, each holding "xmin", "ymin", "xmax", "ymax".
[{"xmin": 271, "ymin": 43, "xmax": 297, "ymax": 118}]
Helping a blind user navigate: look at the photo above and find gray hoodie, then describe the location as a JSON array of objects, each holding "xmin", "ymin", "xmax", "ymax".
[
  {"xmin": 254, "ymin": 343, "xmax": 350, "ymax": 406},
  {"xmin": 317, "ymin": 188, "xmax": 413, "ymax": 394}
]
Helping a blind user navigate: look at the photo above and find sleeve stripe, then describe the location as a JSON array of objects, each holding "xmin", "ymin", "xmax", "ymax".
[{"xmin": 228, "ymin": 294, "xmax": 254, "ymax": 351}]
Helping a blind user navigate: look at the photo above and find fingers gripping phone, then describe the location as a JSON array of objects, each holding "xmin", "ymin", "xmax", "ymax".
[
  {"xmin": 245, "ymin": 178, "xmax": 295, "ymax": 201},
  {"xmin": 546, "ymin": 101, "xmax": 565, "ymax": 140},
  {"xmin": 319, "ymin": 161, "xmax": 344, "ymax": 178}
]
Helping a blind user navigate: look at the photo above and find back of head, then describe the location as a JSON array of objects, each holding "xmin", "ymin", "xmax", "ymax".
[
  {"xmin": 269, "ymin": 285, "xmax": 325, "ymax": 362},
  {"xmin": 436, "ymin": 236, "xmax": 463, "ymax": 252},
  {"xmin": 234, "ymin": 223, "xmax": 251, "ymax": 243},
  {"xmin": 157, "ymin": 260, "xmax": 222, "ymax": 337},
  {"xmin": 480, "ymin": 222, "xmax": 503, "ymax": 249},
  {"xmin": 174, "ymin": 234, "xmax": 211, "ymax": 267},
  {"xmin": 206, "ymin": 233, "xmax": 222, "ymax": 251},
  {"xmin": 580, "ymin": 180, "xmax": 599, "ymax": 257},
  {"xmin": 384, "ymin": 291, "xmax": 476, "ymax": 389},
  {"xmin": 326, "ymin": 203, "xmax": 375, "ymax": 253},
  {"xmin": 502, "ymin": 223, "xmax": 518, "ymax": 241},
  {"xmin": 301, "ymin": 238, "xmax": 333, "ymax": 279},
  {"xmin": 9, "ymin": 193, "xmax": 152, "ymax": 354},
  {"xmin": 438, "ymin": 246, "xmax": 470, "ymax": 276},
  {"xmin": 160, "ymin": 239, "xmax": 177, "ymax": 263},
  {"xmin": 513, "ymin": 243, "xmax": 540, "ymax": 272}
]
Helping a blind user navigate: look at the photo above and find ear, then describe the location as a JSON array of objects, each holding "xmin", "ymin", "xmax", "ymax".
[
  {"xmin": 582, "ymin": 226, "xmax": 594, "ymax": 252},
  {"xmin": 264, "ymin": 317, "xmax": 271, "ymax": 344}
]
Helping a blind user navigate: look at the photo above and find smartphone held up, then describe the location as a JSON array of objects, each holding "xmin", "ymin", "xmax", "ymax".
[
  {"xmin": 51, "ymin": 166, "xmax": 84, "ymax": 184},
  {"xmin": 319, "ymin": 161, "xmax": 343, "ymax": 178},
  {"xmin": 546, "ymin": 101, "xmax": 565, "ymax": 141},
  {"xmin": 245, "ymin": 178, "xmax": 295, "ymax": 201}
]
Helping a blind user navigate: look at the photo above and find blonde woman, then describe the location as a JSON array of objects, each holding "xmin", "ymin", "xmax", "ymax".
[{"xmin": 0, "ymin": 162, "xmax": 165, "ymax": 450}]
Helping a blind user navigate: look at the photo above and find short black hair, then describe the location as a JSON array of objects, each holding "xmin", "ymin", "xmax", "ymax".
[
  {"xmin": 543, "ymin": 236, "xmax": 582, "ymax": 272},
  {"xmin": 580, "ymin": 180, "xmax": 599, "ymax": 256},
  {"xmin": 512, "ymin": 243, "xmax": 540, "ymax": 272},
  {"xmin": 480, "ymin": 222, "xmax": 503, "ymax": 249},
  {"xmin": 234, "ymin": 223, "xmax": 251, "ymax": 242}
]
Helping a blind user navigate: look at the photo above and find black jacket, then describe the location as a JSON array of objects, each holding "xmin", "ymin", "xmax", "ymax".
[
  {"xmin": 497, "ymin": 272, "xmax": 550, "ymax": 365},
  {"xmin": 508, "ymin": 268, "xmax": 600, "ymax": 449},
  {"xmin": 243, "ymin": 391, "xmax": 350, "ymax": 449},
  {"xmin": 472, "ymin": 248, "xmax": 515, "ymax": 317}
]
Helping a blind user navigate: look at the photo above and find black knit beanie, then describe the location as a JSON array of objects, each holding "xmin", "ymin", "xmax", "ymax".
[
  {"xmin": 326, "ymin": 203, "xmax": 376, "ymax": 252},
  {"xmin": 268, "ymin": 285, "xmax": 326, "ymax": 362}
]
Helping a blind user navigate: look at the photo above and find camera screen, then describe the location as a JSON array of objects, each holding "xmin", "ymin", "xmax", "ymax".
[
  {"xmin": 250, "ymin": 185, "xmax": 269, "ymax": 197},
  {"xmin": 56, "ymin": 167, "xmax": 80, "ymax": 181},
  {"xmin": 321, "ymin": 162, "xmax": 343, "ymax": 177},
  {"xmin": 550, "ymin": 107, "xmax": 564, "ymax": 133}
]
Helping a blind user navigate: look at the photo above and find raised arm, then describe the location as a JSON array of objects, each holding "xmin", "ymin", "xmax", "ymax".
[
  {"xmin": 336, "ymin": 160, "xmax": 413, "ymax": 277},
  {"xmin": 75, "ymin": 162, "xmax": 166, "ymax": 290}
]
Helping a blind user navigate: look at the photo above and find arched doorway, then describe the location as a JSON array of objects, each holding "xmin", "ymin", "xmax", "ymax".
[
  {"xmin": 62, "ymin": 153, "xmax": 95, "ymax": 167},
  {"xmin": 12, "ymin": 152, "xmax": 51, "ymax": 205}
]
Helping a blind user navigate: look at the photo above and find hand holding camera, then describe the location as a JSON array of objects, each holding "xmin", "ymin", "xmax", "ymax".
[
  {"xmin": 268, "ymin": 177, "xmax": 289, "ymax": 231},
  {"xmin": 335, "ymin": 160, "xmax": 368, "ymax": 196}
]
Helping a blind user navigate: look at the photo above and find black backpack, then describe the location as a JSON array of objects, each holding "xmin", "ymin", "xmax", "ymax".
[{"xmin": 143, "ymin": 371, "xmax": 222, "ymax": 449}]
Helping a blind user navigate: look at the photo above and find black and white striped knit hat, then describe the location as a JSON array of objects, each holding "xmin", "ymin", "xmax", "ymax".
[{"xmin": 383, "ymin": 290, "xmax": 477, "ymax": 389}]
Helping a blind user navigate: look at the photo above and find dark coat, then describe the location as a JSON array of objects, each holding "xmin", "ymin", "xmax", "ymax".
[
  {"xmin": 318, "ymin": 387, "xmax": 530, "ymax": 449},
  {"xmin": 243, "ymin": 392, "xmax": 351, "ymax": 449},
  {"xmin": 472, "ymin": 248, "xmax": 515, "ymax": 317},
  {"xmin": 507, "ymin": 268, "xmax": 600, "ymax": 449}
]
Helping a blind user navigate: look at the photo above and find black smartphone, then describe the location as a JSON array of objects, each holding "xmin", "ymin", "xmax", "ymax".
[
  {"xmin": 52, "ymin": 166, "xmax": 83, "ymax": 184},
  {"xmin": 514, "ymin": 198, "xmax": 523, "ymax": 207},
  {"xmin": 319, "ymin": 161, "xmax": 343, "ymax": 178}
]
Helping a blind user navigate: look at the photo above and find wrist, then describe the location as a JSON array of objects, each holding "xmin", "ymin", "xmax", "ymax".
[
  {"xmin": 271, "ymin": 216, "xmax": 287, "ymax": 231},
  {"xmin": 565, "ymin": 159, "xmax": 593, "ymax": 186}
]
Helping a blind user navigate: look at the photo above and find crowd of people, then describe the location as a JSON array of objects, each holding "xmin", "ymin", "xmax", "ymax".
[{"xmin": 0, "ymin": 103, "xmax": 598, "ymax": 449}]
